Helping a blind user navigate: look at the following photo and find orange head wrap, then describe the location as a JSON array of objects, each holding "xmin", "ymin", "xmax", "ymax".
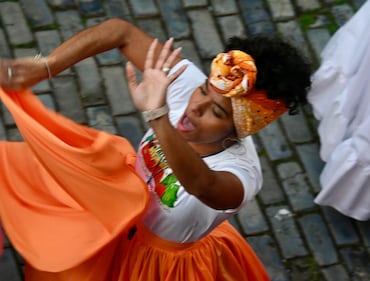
[{"xmin": 209, "ymin": 50, "xmax": 287, "ymax": 138}]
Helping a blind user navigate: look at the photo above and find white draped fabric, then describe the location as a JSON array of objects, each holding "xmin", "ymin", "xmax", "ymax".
[{"xmin": 308, "ymin": 0, "xmax": 370, "ymax": 220}]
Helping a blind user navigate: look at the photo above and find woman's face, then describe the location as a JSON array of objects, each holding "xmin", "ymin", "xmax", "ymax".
[{"xmin": 176, "ymin": 81, "xmax": 236, "ymax": 155}]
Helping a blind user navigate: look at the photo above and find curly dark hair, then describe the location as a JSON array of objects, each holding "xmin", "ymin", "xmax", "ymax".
[{"xmin": 225, "ymin": 36, "xmax": 312, "ymax": 115}]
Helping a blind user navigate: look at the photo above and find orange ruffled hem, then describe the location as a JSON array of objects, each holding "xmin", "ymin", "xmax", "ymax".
[
  {"xmin": 25, "ymin": 221, "xmax": 270, "ymax": 281},
  {"xmin": 0, "ymin": 87, "xmax": 149, "ymax": 271}
]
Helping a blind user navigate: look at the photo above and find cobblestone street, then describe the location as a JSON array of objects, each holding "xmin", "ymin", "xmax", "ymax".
[{"xmin": 0, "ymin": 0, "xmax": 370, "ymax": 280}]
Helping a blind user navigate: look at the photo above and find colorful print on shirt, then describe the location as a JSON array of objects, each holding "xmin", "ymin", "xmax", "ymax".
[{"xmin": 140, "ymin": 132, "xmax": 180, "ymax": 208}]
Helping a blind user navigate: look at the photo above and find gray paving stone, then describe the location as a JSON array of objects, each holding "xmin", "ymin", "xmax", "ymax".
[
  {"xmin": 182, "ymin": 0, "xmax": 207, "ymax": 7},
  {"xmin": 238, "ymin": 198, "xmax": 269, "ymax": 235},
  {"xmin": 77, "ymin": 0, "xmax": 104, "ymax": 16},
  {"xmin": 210, "ymin": 0, "xmax": 238, "ymax": 15},
  {"xmin": 340, "ymin": 247, "xmax": 370, "ymax": 280},
  {"xmin": 96, "ymin": 48, "xmax": 124, "ymax": 66},
  {"xmin": 74, "ymin": 58, "xmax": 105, "ymax": 106},
  {"xmin": 187, "ymin": 9, "xmax": 224, "ymax": 59},
  {"xmin": 0, "ymin": 248, "xmax": 23, "ymax": 281},
  {"xmin": 239, "ymin": 2, "xmax": 276, "ymax": 36},
  {"xmin": 1, "ymin": 103, "xmax": 15, "ymax": 126},
  {"xmin": 0, "ymin": 121, "xmax": 6, "ymax": 140},
  {"xmin": 266, "ymin": 205, "xmax": 308, "ymax": 259},
  {"xmin": 277, "ymin": 20, "xmax": 311, "ymax": 60},
  {"xmin": 38, "ymin": 93, "xmax": 56, "ymax": 111},
  {"xmin": 295, "ymin": 143, "xmax": 324, "ymax": 193},
  {"xmin": 129, "ymin": 0, "xmax": 158, "ymax": 17},
  {"xmin": 252, "ymin": 135, "xmax": 263, "ymax": 153},
  {"xmin": 267, "ymin": 0, "xmax": 295, "ymax": 21},
  {"xmin": 20, "ymin": 0, "xmax": 55, "ymax": 28},
  {"xmin": 0, "ymin": 29, "xmax": 12, "ymax": 58},
  {"xmin": 247, "ymin": 21, "xmax": 276, "ymax": 37},
  {"xmin": 101, "ymin": 66, "xmax": 136, "ymax": 116},
  {"xmin": 288, "ymin": 257, "xmax": 323, "ymax": 281},
  {"xmin": 228, "ymin": 215, "xmax": 242, "ymax": 232},
  {"xmin": 6, "ymin": 128, "xmax": 22, "ymax": 141},
  {"xmin": 239, "ymin": 0, "xmax": 271, "ymax": 24},
  {"xmin": 55, "ymin": 10, "xmax": 84, "ymax": 40},
  {"xmin": 295, "ymin": 0, "xmax": 321, "ymax": 11},
  {"xmin": 353, "ymin": 0, "xmax": 367, "ymax": 9},
  {"xmin": 258, "ymin": 122, "xmax": 292, "ymax": 161},
  {"xmin": 306, "ymin": 28, "xmax": 331, "ymax": 62},
  {"xmin": 115, "ymin": 115, "xmax": 145, "ymax": 149},
  {"xmin": 277, "ymin": 162, "xmax": 316, "ymax": 212},
  {"xmin": 332, "ymin": 4, "xmax": 354, "ymax": 26},
  {"xmin": 35, "ymin": 30, "xmax": 63, "ymax": 57},
  {"xmin": 322, "ymin": 206, "xmax": 360, "ymax": 246},
  {"xmin": 321, "ymin": 264, "xmax": 351, "ymax": 281},
  {"xmin": 13, "ymin": 48, "xmax": 36, "ymax": 60},
  {"xmin": 217, "ymin": 15, "xmax": 247, "ymax": 42},
  {"xmin": 103, "ymin": 0, "xmax": 132, "ymax": 21},
  {"xmin": 308, "ymin": 14, "xmax": 332, "ymax": 29},
  {"xmin": 247, "ymin": 234, "xmax": 289, "ymax": 281},
  {"xmin": 258, "ymin": 156, "xmax": 286, "ymax": 205},
  {"xmin": 281, "ymin": 110, "xmax": 313, "ymax": 143},
  {"xmin": 299, "ymin": 213, "xmax": 338, "ymax": 265},
  {"xmin": 51, "ymin": 76, "xmax": 86, "ymax": 123},
  {"xmin": 136, "ymin": 19, "xmax": 167, "ymax": 42},
  {"xmin": 356, "ymin": 220, "xmax": 370, "ymax": 248},
  {"xmin": 87, "ymin": 106, "xmax": 117, "ymax": 134},
  {"xmin": 158, "ymin": 0, "xmax": 190, "ymax": 39},
  {"xmin": 0, "ymin": 2, "xmax": 33, "ymax": 46},
  {"xmin": 46, "ymin": 0, "xmax": 75, "ymax": 8}
]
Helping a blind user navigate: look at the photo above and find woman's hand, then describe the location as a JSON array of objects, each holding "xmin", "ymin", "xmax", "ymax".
[
  {"xmin": 125, "ymin": 38, "xmax": 187, "ymax": 113},
  {"xmin": 0, "ymin": 56, "xmax": 51, "ymax": 90}
]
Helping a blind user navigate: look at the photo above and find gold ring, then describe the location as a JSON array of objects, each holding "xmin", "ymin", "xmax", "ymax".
[{"xmin": 162, "ymin": 67, "xmax": 170, "ymax": 74}]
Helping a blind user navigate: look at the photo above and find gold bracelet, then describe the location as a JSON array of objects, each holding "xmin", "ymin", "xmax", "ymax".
[
  {"xmin": 34, "ymin": 53, "xmax": 52, "ymax": 80},
  {"xmin": 142, "ymin": 104, "xmax": 169, "ymax": 122}
]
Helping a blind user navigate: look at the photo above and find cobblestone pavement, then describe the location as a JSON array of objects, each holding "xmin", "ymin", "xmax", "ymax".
[{"xmin": 0, "ymin": 0, "xmax": 370, "ymax": 280}]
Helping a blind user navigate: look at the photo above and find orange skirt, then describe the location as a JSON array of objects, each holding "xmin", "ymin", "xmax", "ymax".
[
  {"xmin": 25, "ymin": 221, "xmax": 270, "ymax": 281},
  {"xmin": 0, "ymin": 87, "xmax": 269, "ymax": 281}
]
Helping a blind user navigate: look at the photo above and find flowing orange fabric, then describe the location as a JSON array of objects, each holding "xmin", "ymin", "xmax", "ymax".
[{"xmin": 0, "ymin": 87, "xmax": 149, "ymax": 272}]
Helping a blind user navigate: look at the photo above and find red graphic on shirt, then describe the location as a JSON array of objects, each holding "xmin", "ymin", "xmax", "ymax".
[{"xmin": 140, "ymin": 133, "xmax": 179, "ymax": 207}]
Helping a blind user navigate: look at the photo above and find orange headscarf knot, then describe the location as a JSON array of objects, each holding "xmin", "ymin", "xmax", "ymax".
[{"xmin": 209, "ymin": 50, "xmax": 287, "ymax": 137}]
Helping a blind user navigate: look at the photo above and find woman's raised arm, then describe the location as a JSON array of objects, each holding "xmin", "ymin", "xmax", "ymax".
[{"xmin": 0, "ymin": 18, "xmax": 181, "ymax": 90}]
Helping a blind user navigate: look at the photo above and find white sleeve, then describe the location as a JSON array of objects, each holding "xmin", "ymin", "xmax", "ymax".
[{"xmin": 166, "ymin": 60, "xmax": 207, "ymax": 125}]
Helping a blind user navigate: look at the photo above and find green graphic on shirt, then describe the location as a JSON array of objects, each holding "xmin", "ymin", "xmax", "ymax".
[{"xmin": 160, "ymin": 174, "xmax": 180, "ymax": 208}]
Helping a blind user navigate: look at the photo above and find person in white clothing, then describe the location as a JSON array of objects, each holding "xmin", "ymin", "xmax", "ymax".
[{"xmin": 308, "ymin": 0, "xmax": 370, "ymax": 221}]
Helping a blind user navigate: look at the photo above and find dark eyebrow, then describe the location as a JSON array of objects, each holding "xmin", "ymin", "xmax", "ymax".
[{"xmin": 205, "ymin": 80, "xmax": 230, "ymax": 117}]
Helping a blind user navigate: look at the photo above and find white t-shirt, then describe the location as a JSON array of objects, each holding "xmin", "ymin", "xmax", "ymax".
[{"xmin": 135, "ymin": 60, "xmax": 262, "ymax": 242}]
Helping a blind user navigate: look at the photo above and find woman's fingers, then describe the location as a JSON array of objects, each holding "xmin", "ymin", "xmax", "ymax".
[
  {"xmin": 144, "ymin": 38, "xmax": 158, "ymax": 71},
  {"xmin": 162, "ymin": 47, "xmax": 182, "ymax": 73},
  {"xmin": 154, "ymin": 38, "xmax": 173, "ymax": 70}
]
